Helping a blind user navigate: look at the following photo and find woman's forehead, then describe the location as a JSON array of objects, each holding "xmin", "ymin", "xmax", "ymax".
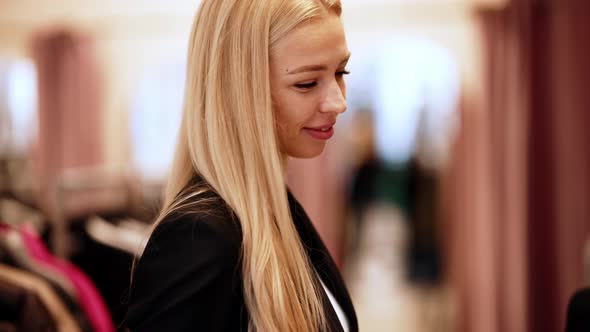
[{"xmin": 271, "ymin": 15, "xmax": 349, "ymax": 69}]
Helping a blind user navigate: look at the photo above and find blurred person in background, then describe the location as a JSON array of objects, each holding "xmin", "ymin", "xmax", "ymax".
[
  {"xmin": 345, "ymin": 108, "xmax": 379, "ymax": 255},
  {"xmin": 125, "ymin": 0, "xmax": 358, "ymax": 331}
]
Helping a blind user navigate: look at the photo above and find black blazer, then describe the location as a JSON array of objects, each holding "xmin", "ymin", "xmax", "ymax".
[
  {"xmin": 125, "ymin": 187, "xmax": 358, "ymax": 332},
  {"xmin": 566, "ymin": 287, "xmax": 590, "ymax": 332}
]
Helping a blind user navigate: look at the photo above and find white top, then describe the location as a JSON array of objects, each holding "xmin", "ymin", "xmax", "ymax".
[{"xmin": 319, "ymin": 278, "xmax": 350, "ymax": 332}]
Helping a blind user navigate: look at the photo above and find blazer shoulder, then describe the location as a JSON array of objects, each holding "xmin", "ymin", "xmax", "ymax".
[
  {"xmin": 146, "ymin": 191, "xmax": 242, "ymax": 265},
  {"xmin": 126, "ymin": 193, "xmax": 245, "ymax": 331}
]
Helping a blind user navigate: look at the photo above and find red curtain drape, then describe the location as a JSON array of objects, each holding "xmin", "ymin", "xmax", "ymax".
[
  {"xmin": 449, "ymin": 1, "xmax": 590, "ymax": 331},
  {"xmin": 31, "ymin": 29, "xmax": 104, "ymax": 256},
  {"xmin": 32, "ymin": 29, "xmax": 103, "ymax": 210}
]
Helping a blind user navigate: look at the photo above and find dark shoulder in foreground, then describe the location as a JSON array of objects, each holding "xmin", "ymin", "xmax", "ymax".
[
  {"xmin": 125, "ymin": 185, "xmax": 246, "ymax": 332},
  {"xmin": 158, "ymin": 186, "xmax": 242, "ymax": 249}
]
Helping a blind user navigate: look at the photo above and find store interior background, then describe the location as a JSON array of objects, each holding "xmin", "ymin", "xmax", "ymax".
[{"xmin": 1, "ymin": 0, "xmax": 590, "ymax": 331}]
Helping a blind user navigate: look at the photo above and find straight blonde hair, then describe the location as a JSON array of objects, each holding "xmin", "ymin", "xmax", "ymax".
[{"xmin": 144, "ymin": 0, "xmax": 344, "ymax": 331}]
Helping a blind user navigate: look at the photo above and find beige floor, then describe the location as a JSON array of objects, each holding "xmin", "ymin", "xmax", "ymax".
[{"xmin": 343, "ymin": 204, "xmax": 456, "ymax": 332}]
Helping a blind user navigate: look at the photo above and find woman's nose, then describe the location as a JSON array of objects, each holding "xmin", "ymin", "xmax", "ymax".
[{"xmin": 320, "ymin": 82, "xmax": 347, "ymax": 114}]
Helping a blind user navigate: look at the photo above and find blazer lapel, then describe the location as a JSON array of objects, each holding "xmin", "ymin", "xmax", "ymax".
[{"xmin": 288, "ymin": 191, "xmax": 359, "ymax": 332}]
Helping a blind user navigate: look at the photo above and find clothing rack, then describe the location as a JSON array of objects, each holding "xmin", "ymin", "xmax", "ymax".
[
  {"xmin": 49, "ymin": 167, "xmax": 136, "ymax": 258},
  {"xmin": 0, "ymin": 163, "xmax": 155, "ymax": 330}
]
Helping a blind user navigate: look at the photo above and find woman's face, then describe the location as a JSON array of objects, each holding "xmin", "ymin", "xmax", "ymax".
[{"xmin": 270, "ymin": 14, "xmax": 350, "ymax": 159}]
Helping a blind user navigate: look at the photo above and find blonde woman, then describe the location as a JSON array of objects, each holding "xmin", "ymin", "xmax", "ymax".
[{"xmin": 126, "ymin": 0, "xmax": 357, "ymax": 331}]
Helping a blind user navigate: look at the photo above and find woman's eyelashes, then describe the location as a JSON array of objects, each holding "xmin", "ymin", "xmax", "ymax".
[
  {"xmin": 294, "ymin": 81, "xmax": 317, "ymax": 90},
  {"xmin": 336, "ymin": 69, "xmax": 351, "ymax": 77},
  {"xmin": 294, "ymin": 69, "xmax": 349, "ymax": 91}
]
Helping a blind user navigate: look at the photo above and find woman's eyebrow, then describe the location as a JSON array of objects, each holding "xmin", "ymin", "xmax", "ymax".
[
  {"xmin": 287, "ymin": 52, "xmax": 352, "ymax": 75},
  {"xmin": 287, "ymin": 64, "xmax": 327, "ymax": 75}
]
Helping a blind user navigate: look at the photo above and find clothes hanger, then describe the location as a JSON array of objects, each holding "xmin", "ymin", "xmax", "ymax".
[
  {"xmin": 85, "ymin": 216, "xmax": 148, "ymax": 256},
  {"xmin": 0, "ymin": 225, "xmax": 76, "ymax": 297}
]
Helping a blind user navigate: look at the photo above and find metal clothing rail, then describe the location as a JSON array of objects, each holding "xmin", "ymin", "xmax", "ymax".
[{"xmin": 49, "ymin": 167, "xmax": 135, "ymax": 258}]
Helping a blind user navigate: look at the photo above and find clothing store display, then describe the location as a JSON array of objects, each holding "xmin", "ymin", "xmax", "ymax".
[
  {"xmin": 69, "ymin": 216, "xmax": 140, "ymax": 327},
  {"xmin": 85, "ymin": 216, "xmax": 147, "ymax": 255},
  {"xmin": 0, "ymin": 190, "xmax": 140, "ymax": 330},
  {"xmin": 0, "ymin": 228, "xmax": 77, "ymax": 297},
  {"xmin": 126, "ymin": 183, "xmax": 358, "ymax": 332},
  {"xmin": 0, "ymin": 264, "xmax": 80, "ymax": 332},
  {"xmin": 0, "ymin": 321, "xmax": 17, "ymax": 332},
  {"xmin": 0, "ymin": 279, "xmax": 57, "ymax": 332},
  {"xmin": 0, "ymin": 223, "xmax": 94, "ymax": 332},
  {"xmin": 20, "ymin": 225, "xmax": 115, "ymax": 332},
  {"xmin": 0, "ymin": 199, "xmax": 45, "ymax": 232},
  {"xmin": 1, "ymin": 56, "xmax": 133, "ymax": 331}
]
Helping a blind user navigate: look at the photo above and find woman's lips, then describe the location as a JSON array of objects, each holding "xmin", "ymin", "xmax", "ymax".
[{"xmin": 303, "ymin": 126, "xmax": 334, "ymax": 140}]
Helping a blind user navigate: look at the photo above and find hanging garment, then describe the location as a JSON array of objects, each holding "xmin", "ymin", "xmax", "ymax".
[
  {"xmin": 0, "ymin": 227, "xmax": 76, "ymax": 297},
  {"xmin": 0, "ymin": 277, "xmax": 57, "ymax": 331},
  {"xmin": 69, "ymin": 215, "xmax": 137, "ymax": 327},
  {"xmin": 0, "ymin": 321, "xmax": 17, "ymax": 332},
  {"xmin": 0, "ymin": 264, "xmax": 80, "ymax": 332},
  {"xmin": 0, "ymin": 198, "xmax": 46, "ymax": 232},
  {"xmin": 0, "ymin": 223, "xmax": 93, "ymax": 332},
  {"xmin": 20, "ymin": 224, "xmax": 115, "ymax": 332},
  {"xmin": 85, "ymin": 216, "xmax": 147, "ymax": 255}
]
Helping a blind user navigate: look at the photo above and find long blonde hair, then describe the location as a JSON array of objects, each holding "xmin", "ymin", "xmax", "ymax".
[{"xmin": 148, "ymin": 0, "xmax": 343, "ymax": 331}]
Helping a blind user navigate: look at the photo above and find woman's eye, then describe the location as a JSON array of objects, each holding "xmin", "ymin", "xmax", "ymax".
[
  {"xmin": 336, "ymin": 69, "xmax": 351, "ymax": 77},
  {"xmin": 294, "ymin": 82, "xmax": 317, "ymax": 89}
]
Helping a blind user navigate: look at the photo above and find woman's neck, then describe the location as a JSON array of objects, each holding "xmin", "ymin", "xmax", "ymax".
[{"xmin": 280, "ymin": 153, "xmax": 289, "ymax": 179}]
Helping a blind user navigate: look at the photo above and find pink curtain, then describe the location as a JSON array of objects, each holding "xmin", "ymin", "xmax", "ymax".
[
  {"xmin": 31, "ymin": 29, "xmax": 103, "ymax": 212},
  {"xmin": 550, "ymin": 0, "xmax": 590, "ymax": 329},
  {"xmin": 448, "ymin": 1, "xmax": 590, "ymax": 332},
  {"xmin": 30, "ymin": 29, "xmax": 104, "ymax": 258}
]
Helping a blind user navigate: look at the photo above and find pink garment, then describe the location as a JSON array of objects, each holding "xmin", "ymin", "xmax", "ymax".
[{"xmin": 20, "ymin": 224, "xmax": 114, "ymax": 332}]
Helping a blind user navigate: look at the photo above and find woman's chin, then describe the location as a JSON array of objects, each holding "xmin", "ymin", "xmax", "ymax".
[{"xmin": 286, "ymin": 145, "xmax": 326, "ymax": 159}]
